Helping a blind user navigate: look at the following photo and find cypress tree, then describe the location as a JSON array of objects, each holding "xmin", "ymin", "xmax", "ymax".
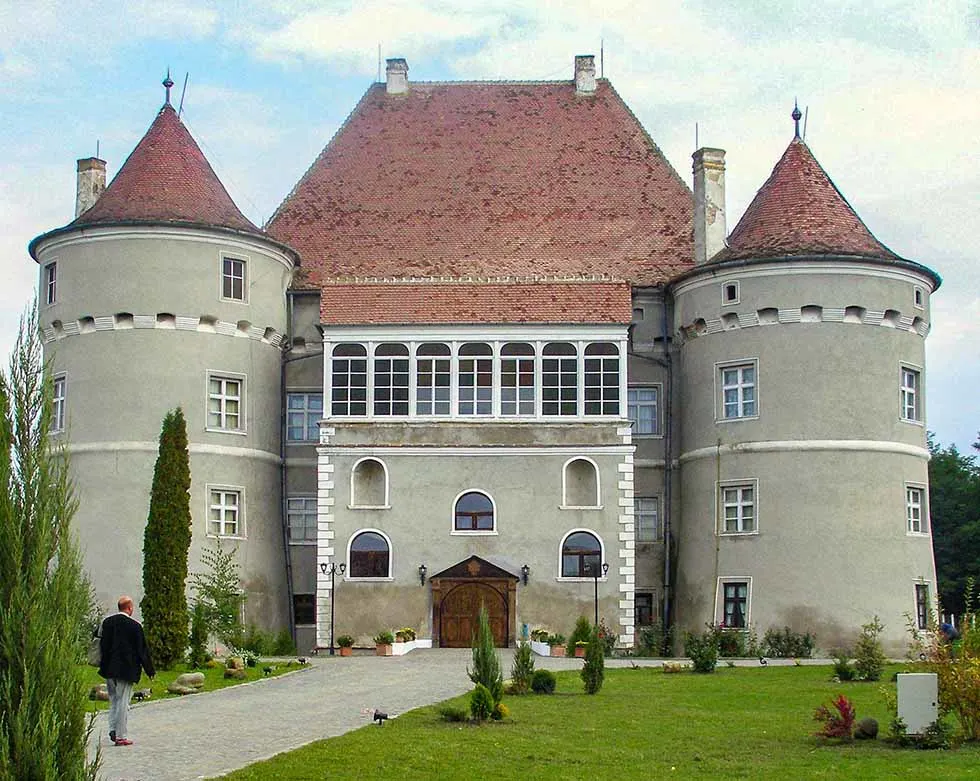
[
  {"xmin": 0, "ymin": 305, "xmax": 99, "ymax": 779},
  {"xmin": 141, "ymin": 407, "xmax": 192, "ymax": 669}
]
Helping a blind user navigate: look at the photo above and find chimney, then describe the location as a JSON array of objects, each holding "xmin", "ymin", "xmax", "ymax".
[
  {"xmin": 385, "ymin": 58, "xmax": 409, "ymax": 95},
  {"xmin": 692, "ymin": 148, "xmax": 726, "ymax": 264},
  {"xmin": 574, "ymin": 55, "xmax": 596, "ymax": 94},
  {"xmin": 76, "ymin": 157, "xmax": 106, "ymax": 217}
]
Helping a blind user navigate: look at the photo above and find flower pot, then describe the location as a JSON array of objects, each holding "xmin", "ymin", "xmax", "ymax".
[
  {"xmin": 376, "ymin": 643, "xmax": 392, "ymax": 657},
  {"xmin": 550, "ymin": 645, "xmax": 565, "ymax": 657},
  {"xmin": 574, "ymin": 646, "xmax": 586, "ymax": 658},
  {"xmin": 339, "ymin": 646, "xmax": 352, "ymax": 657}
]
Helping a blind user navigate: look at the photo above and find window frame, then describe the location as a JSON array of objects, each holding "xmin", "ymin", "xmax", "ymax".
[
  {"xmin": 715, "ymin": 359, "xmax": 759, "ymax": 422},
  {"xmin": 905, "ymin": 483, "xmax": 929, "ymax": 535},
  {"xmin": 44, "ymin": 261, "xmax": 57, "ymax": 306},
  {"xmin": 634, "ymin": 591, "xmax": 657, "ymax": 626},
  {"xmin": 373, "ymin": 344, "xmax": 410, "ymax": 416},
  {"xmin": 627, "ymin": 385, "xmax": 662, "ymax": 437},
  {"xmin": 206, "ymin": 371, "xmax": 246, "ymax": 434},
  {"xmin": 206, "ymin": 485, "xmax": 245, "ymax": 539},
  {"xmin": 557, "ymin": 529, "xmax": 605, "ymax": 580},
  {"xmin": 52, "ymin": 373, "xmax": 66, "ymax": 433},
  {"xmin": 715, "ymin": 576, "xmax": 752, "ymax": 629},
  {"xmin": 717, "ymin": 478, "xmax": 759, "ymax": 536},
  {"xmin": 634, "ymin": 496, "xmax": 660, "ymax": 542},
  {"xmin": 330, "ymin": 344, "xmax": 368, "ymax": 417},
  {"xmin": 722, "ymin": 280, "xmax": 740, "ymax": 305},
  {"xmin": 286, "ymin": 495, "xmax": 318, "ymax": 544},
  {"xmin": 293, "ymin": 593, "xmax": 316, "ymax": 625},
  {"xmin": 913, "ymin": 286, "xmax": 925, "ymax": 310},
  {"xmin": 220, "ymin": 254, "xmax": 248, "ymax": 303},
  {"xmin": 899, "ymin": 364, "xmax": 923, "ymax": 425},
  {"xmin": 451, "ymin": 490, "xmax": 497, "ymax": 535},
  {"xmin": 286, "ymin": 392, "xmax": 323, "ymax": 442},
  {"xmin": 346, "ymin": 529, "xmax": 393, "ymax": 581},
  {"xmin": 914, "ymin": 582, "xmax": 930, "ymax": 630}
]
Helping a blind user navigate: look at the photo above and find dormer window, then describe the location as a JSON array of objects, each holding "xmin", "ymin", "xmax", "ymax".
[
  {"xmin": 723, "ymin": 281, "xmax": 739, "ymax": 305},
  {"xmin": 221, "ymin": 255, "xmax": 247, "ymax": 302}
]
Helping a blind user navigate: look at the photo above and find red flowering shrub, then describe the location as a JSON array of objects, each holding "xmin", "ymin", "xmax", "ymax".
[{"xmin": 813, "ymin": 694, "xmax": 856, "ymax": 740}]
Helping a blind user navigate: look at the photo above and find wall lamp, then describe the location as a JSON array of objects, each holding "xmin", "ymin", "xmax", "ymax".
[
  {"xmin": 521, "ymin": 564, "xmax": 530, "ymax": 586},
  {"xmin": 418, "ymin": 563, "xmax": 427, "ymax": 586}
]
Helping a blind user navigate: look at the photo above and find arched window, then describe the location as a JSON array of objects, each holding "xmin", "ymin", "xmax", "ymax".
[
  {"xmin": 561, "ymin": 531, "xmax": 602, "ymax": 577},
  {"xmin": 374, "ymin": 343, "xmax": 409, "ymax": 416},
  {"xmin": 331, "ymin": 344, "xmax": 367, "ymax": 416},
  {"xmin": 542, "ymin": 342, "xmax": 577, "ymax": 416},
  {"xmin": 349, "ymin": 531, "xmax": 390, "ymax": 578},
  {"xmin": 584, "ymin": 342, "xmax": 619, "ymax": 415},
  {"xmin": 416, "ymin": 343, "xmax": 451, "ymax": 415},
  {"xmin": 351, "ymin": 458, "xmax": 388, "ymax": 508},
  {"xmin": 563, "ymin": 457, "xmax": 600, "ymax": 507},
  {"xmin": 459, "ymin": 343, "xmax": 493, "ymax": 415},
  {"xmin": 501, "ymin": 342, "xmax": 535, "ymax": 416},
  {"xmin": 454, "ymin": 491, "xmax": 495, "ymax": 532}
]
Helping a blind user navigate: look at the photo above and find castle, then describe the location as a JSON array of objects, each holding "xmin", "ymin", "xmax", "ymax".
[{"xmin": 29, "ymin": 56, "xmax": 940, "ymax": 654}]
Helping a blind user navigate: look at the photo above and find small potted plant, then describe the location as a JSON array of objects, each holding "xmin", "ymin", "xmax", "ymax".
[
  {"xmin": 374, "ymin": 630, "xmax": 395, "ymax": 656},
  {"xmin": 395, "ymin": 627, "xmax": 417, "ymax": 643},
  {"xmin": 337, "ymin": 635, "xmax": 354, "ymax": 657},
  {"xmin": 574, "ymin": 640, "xmax": 588, "ymax": 658},
  {"xmin": 548, "ymin": 633, "xmax": 566, "ymax": 657}
]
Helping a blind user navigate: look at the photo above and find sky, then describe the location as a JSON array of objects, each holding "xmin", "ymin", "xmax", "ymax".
[{"xmin": 1, "ymin": 0, "xmax": 977, "ymax": 452}]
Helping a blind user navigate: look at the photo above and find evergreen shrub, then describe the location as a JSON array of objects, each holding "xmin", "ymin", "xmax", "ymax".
[
  {"xmin": 762, "ymin": 626, "xmax": 815, "ymax": 658},
  {"xmin": 531, "ymin": 669, "xmax": 557, "ymax": 694},
  {"xmin": 188, "ymin": 601, "xmax": 208, "ymax": 668},
  {"xmin": 582, "ymin": 624, "xmax": 605, "ymax": 694},
  {"xmin": 510, "ymin": 641, "xmax": 535, "ymax": 694},
  {"xmin": 684, "ymin": 625, "xmax": 719, "ymax": 673},
  {"xmin": 853, "ymin": 617, "xmax": 887, "ymax": 681},
  {"xmin": 470, "ymin": 684, "xmax": 494, "ymax": 722},
  {"xmin": 568, "ymin": 615, "xmax": 592, "ymax": 656},
  {"xmin": 468, "ymin": 606, "xmax": 503, "ymax": 704}
]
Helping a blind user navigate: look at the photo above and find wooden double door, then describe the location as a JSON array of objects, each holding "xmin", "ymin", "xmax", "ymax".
[{"xmin": 430, "ymin": 556, "xmax": 519, "ymax": 648}]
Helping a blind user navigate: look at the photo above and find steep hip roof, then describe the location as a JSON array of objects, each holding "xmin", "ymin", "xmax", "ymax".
[
  {"xmin": 268, "ymin": 80, "xmax": 693, "ymax": 288},
  {"xmin": 711, "ymin": 137, "xmax": 900, "ymax": 263},
  {"xmin": 69, "ymin": 104, "xmax": 262, "ymax": 236}
]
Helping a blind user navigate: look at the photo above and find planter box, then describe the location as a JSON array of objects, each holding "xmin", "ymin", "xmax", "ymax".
[
  {"xmin": 375, "ymin": 643, "xmax": 392, "ymax": 656},
  {"xmin": 381, "ymin": 639, "xmax": 434, "ymax": 656},
  {"xmin": 550, "ymin": 645, "xmax": 566, "ymax": 657},
  {"xmin": 530, "ymin": 640, "xmax": 551, "ymax": 657},
  {"xmin": 339, "ymin": 646, "xmax": 352, "ymax": 657},
  {"xmin": 574, "ymin": 646, "xmax": 586, "ymax": 658}
]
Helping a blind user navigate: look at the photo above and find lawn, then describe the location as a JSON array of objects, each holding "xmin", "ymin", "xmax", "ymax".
[
  {"xmin": 80, "ymin": 659, "xmax": 298, "ymax": 712},
  {"xmin": 217, "ymin": 664, "xmax": 979, "ymax": 780}
]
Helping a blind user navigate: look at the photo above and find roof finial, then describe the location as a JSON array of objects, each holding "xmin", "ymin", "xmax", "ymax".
[
  {"xmin": 792, "ymin": 99, "xmax": 802, "ymax": 139},
  {"xmin": 163, "ymin": 69, "xmax": 174, "ymax": 106}
]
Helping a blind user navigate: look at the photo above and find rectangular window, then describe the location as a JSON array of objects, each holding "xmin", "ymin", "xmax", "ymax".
[
  {"xmin": 906, "ymin": 486, "xmax": 927, "ymax": 534},
  {"xmin": 635, "ymin": 497, "xmax": 660, "ymax": 542},
  {"xmin": 723, "ymin": 281, "xmax": 739, "ymax": 304},
  {"xmin": 635, "ymin": 592, "xmax": 656, "ymax": 626},
  {"xmin": 628, "ymin": 386, "xmax": 660, "ymax": 435},
  {"xmin": 542, "ymin": 344, "xmax": 578, "ymax": 416},
  {"xmin": 331, "ymin": 346, "xmax": 368, "ymax": 416},
  {"xmin": 720, "ymin": 482, "xmax": 756, "ymax": 534},
  {"xmin": 584, "ymin": 344, "xmax": 620, "ymax": 415},
  {"xmin": 915, "ymin": 583, "xmax": 930, "ymax": 630},
  {"xmin": 287, "ymin": 497, "xmax": 318, "ymax": 543},
  {"xmin": 901, "ymin": 367, "xmax": 921, "ymax": 422},
  {"xmin": 44, "ymin": 262, "xmax": 57, "ymax": 305},
  {"xmin": 221, "ymin": 256, "xmax": 247, "ymax": 301},
  {"xmin": 286, "ymin": 393, "xmax": 322, "ymax": 442},
  {"xmin": 293, "ymin": 593, "xmax": 315, "ymax": 625},
  {"xmin": 374, "ymin": 346, "xmax": 409, "ymax": 416},
  {"xmin": 501, "ymin": 344, "xmax": 535, "ymax": 416},
  {"xmin": 722, "ymin": 581, "xmax": 749, "ymax": 628},
  {"xmin": 52, "ymin": 374, "xmax": 66, "ymax": 432},
  {"xmin": 208, "ymin": 488, "xmax": 242, "ymax": 537},
  {"xmin": 416, "ymin": 346, "xmax": 451, "ymax": 416},
  {"xmin": 719, "ymin": 361, "xmax": 757, "ymax": 420},
  {"xmin": 207, "ymin": 374, "xmax": 243, "ymax": 431},
  {"xmin": 458, "ymin": 359, "xmax": 493, "ymax": 414}
]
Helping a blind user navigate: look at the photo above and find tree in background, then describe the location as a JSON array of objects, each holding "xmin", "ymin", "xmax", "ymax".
[
  {"xmin": 0, "ymin": 306, "xmax": 99, "ymax": 779},
  {"xmin": 141, "ymin": 408, "xmax": 192, "ymax": 669},
  {"xmin": 928, "ymin": 432, "xmax": 980, "ymax": 615},
  {"xmin": 192, "ymin": 543, "xmax": 245, "ymax": 648}
]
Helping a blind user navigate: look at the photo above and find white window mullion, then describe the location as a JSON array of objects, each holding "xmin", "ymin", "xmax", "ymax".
[
  {"xmin": 534, "ymin": 341, "xmax": 543, "ymax": 419},
  {"xmin": 492, "ymin": 340, "xmax": 501, "ymax": 418},
  {"xmin": 366, "ymin": 342, "xmax": 376, "ymax": 420},
  {"xmin": 577, "ymin": 339, "xmax": 586, "ymax": 418},
  {"xmin": 408, "ymin": 340, "xmax": 418, "ymax": 417},
  {"xmin": 618, "ymin": 337, "xmax": 629, "ymax": 417}
]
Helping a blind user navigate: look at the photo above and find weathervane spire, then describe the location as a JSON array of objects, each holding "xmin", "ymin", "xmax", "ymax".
[
  {"xmin": 792, "ymin": 99, "xmax": 802, "ymax": 139},
  {"xmin": 163, "ymin": 69, "xmax": 174, "ymax": 106}
]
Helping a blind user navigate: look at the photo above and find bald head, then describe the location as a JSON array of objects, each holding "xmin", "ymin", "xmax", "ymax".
[{"xmin": 117, "ymin": 596, "xmax": 134, "ymax": 614}]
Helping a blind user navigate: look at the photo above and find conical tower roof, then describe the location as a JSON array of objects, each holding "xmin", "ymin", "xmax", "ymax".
[
  {"xmin": 711, "ymin": 136, "xmax": 899, "ymax": 263},
  {"xmin": 70, "ymin": 103, "xmax": 261, "ymax": 236}
]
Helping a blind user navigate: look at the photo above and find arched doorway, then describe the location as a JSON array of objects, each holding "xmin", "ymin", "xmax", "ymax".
[{"xmin": 429, "ymin": 556, "xmax": 519, "ymax": 648}]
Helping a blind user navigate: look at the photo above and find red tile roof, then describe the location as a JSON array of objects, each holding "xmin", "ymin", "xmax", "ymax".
[
  {"xmin": 71, "ymin": 104, "xmax": 262, "ymax": 235},
  {"xmin": 268, "ymin": 81, "xmax": 693, "ymax": 289},
  {"xmin": 712, "ymin": 137, "xmax": 899, "ymax": 262},
  {"xmin": 319, "ymin": 280, "xmax": 632, "ymax": 325}
]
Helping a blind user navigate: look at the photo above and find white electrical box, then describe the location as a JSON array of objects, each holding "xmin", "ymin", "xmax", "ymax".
[{"xmin": 897, "ymin": 673, "xmax": 938, "ymax": 734}]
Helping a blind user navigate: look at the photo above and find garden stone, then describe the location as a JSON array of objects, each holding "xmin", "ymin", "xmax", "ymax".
[
  {"xmin": 226, "ymin": 657, "xmax": 245, "ymax": 671},
  {"xmin": 174, "ymin": 672, "xmax": 206, "ymax": 688},
  {"xmin": 224, "ymin": 667, "xmax": 247, "ymax": 680},
  {"xmin": 167, "ymin": 683, "xmax": 201, "ymax": 696},
  {"xmin": 854, "ymin": 717, "xmax": 879, "ymax": 740}
]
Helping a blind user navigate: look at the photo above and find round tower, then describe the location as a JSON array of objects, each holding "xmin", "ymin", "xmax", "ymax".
[
  {"xmin": 670, "ymin": 119, "xmax": 941, "ymax": 654},
  {"xmin": 28, "ymin": 80, "xmax": 298, "ymax": 626}
]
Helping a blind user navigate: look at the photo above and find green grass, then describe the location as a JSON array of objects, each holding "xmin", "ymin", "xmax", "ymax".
[
  {"xmin": 217, "ymin": 665, "xmax": 979, "ymax": 780},
  {"xmin": 80, "ymin": 659, "xmax": 297, "ymax": 712}
]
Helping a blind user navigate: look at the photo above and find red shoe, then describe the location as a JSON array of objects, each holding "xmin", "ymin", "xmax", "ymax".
[{"xmin": 113, "ymin": 738, "xmax": 133, "ymax": 746}]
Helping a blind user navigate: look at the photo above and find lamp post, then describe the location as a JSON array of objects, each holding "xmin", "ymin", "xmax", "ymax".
[
  {"xmin": 588, "ymin": 561, "xmax": 609, "ymax": 626},
  {"xmin": 319, "ymin": 561, "xmax": 346, "ymax": 656}
]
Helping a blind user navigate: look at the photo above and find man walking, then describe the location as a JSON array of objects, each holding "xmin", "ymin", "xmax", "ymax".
[{"xmin": 99, "ymin": 595, "xmax": 155, "ymax": 746}]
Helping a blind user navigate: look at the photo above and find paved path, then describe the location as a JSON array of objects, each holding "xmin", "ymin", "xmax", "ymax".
[{"xmin": 89, "ymin": 651, "xmax": 828, "ymax": 780}]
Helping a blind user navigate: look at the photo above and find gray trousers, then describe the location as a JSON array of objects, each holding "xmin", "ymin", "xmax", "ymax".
[{"xmin": 106, "ymin": 678, "xmax": 134, "ymax": 739}]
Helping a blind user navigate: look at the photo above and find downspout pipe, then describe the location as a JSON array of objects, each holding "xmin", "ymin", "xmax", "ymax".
[{"xmin": 660, "ymin": 294, "xmax": 674, "ymax": 654}]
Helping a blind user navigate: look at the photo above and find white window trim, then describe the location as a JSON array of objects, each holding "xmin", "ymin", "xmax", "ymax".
[
  {"xmin": 716, "ymin": 478, "xmax": 760, "ymax": 536},
  {"xmin": 634, "ymin": 496, "xmax": 661, "ymax": 543},
  {"xmin": 450, "ymin": 489, "xmax": 498, "ymax": 536},
  {"xmin": 714, "ymin": 358, "xmax": 760, "ymax": 423},
  {"xmin": 627, "ymin": 384, "xmax": 663, "ymax": 438},
  {"xmin": 205, "ymin": 484, "xmax": 246, "ymax": 539},
  {"xmin": 722, "ymin": 280, "xmax": 740, "ymax": 305},
  {"xmin": 560, "ymin": 456, "xmax": 603, "ymax": 509},
  {"xmin": 714, "ymin": 576, "xmax": 753, "ymax": 627},
  {"xmin": 345, "ymin": 528, "xmax": 394, "ymax": 582},
  {"xmin": 219, "ymin": 252, "xmax": 249, "ymax": 304},
  {"xmin": 285, "ymin": 390, "xmax": 324, "ymax": 444},
  {"xmin": 206, "ymin": 370, "xmax": 247, "ymax": 435},
  {"xmin": 905, "ymin": 482, "xmax": 930, "ymax": 536},
  {"xmin": 349, "ymin": 457, "xmax": 391, "ymax": 509},
  {"xmin": 44, "ymin": 260, "xmax": 58, "ymax": 307},
  {"xmin": 286, "ymin": 494, "xmax": 318, "ymax": 546},
  {"xmin": 556, "ymin": 528, "xmax": 607, "ymax": 582},
  {"xmin": 51, "ymin": 372, "xmax": 66, "ymax": 434},
  {"xmin": 899, "ymin": 362, "xmax": 924, "ymax": 427},
  {"xmin": 913, "ymin": 286, "xmax": 925, "ymax": 310}
]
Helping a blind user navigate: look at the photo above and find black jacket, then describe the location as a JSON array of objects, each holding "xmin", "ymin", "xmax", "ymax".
[{"xmin": 99, "ymin": 613, "xmax": 155, "ymax": 683}]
